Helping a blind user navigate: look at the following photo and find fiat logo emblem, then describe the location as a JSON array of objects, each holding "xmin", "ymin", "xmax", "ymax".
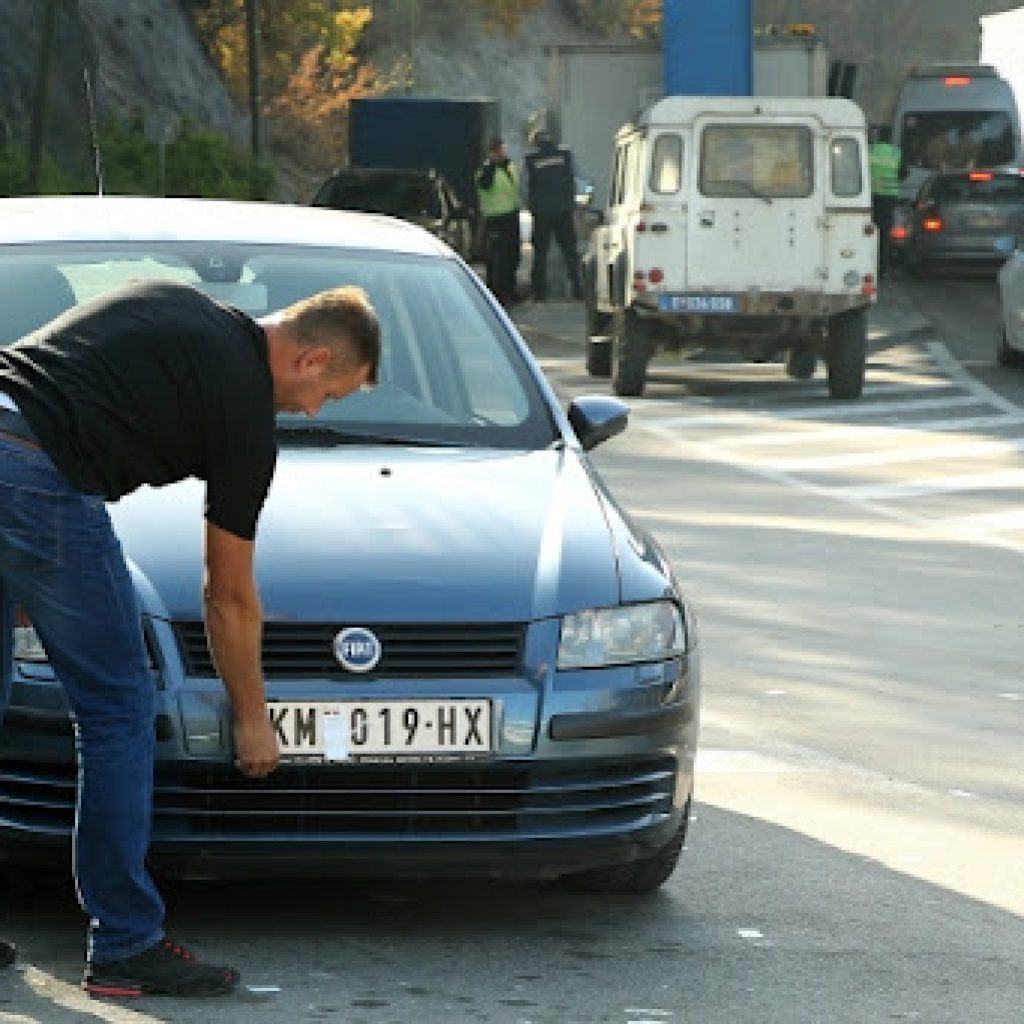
[{"xmin": 333, "ymin": 626, "xmax": 382, "ymax": 673}]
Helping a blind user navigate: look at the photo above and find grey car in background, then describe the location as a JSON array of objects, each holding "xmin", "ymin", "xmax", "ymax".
[{"xmin": 893, "ymin": 169, "xmax": 1024, "ymax": 274}]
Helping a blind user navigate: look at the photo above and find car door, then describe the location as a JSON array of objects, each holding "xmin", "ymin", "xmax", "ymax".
[{"xmin": 594, "ymin": 139, "xmax": 634, "ymax": 309}]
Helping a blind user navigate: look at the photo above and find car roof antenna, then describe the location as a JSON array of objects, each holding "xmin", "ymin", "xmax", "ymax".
[{"xmin": 83, "ymin": 67, "xmax": 105, "ymax": 197}]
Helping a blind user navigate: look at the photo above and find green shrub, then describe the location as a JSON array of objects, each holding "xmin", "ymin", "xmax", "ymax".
[
  {"xmin": 0, "ymin": 119, "xmax": 274, "ymax": 200},
  {"xmin": 98, "ymin": 116, "xmax": 274, "ymax": 199},
  {"xmin": 0, "ymin": 146, "xmax": 77, "ymax": 196}
]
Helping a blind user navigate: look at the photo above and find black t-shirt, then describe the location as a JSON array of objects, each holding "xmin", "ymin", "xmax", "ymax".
[{"xmin": 0, "ymin": 280, "xmax": 276, "ymax": 540}]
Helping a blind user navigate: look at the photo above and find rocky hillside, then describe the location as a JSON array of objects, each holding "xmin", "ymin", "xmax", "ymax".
[{"xmin": 3, "ymin": 0, "xmax": 1024, "ymax": 199}]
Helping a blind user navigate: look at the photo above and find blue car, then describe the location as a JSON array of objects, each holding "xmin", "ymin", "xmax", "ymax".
[{"xmin": 0, "ymin": 196, "xmax": 701, "ymax": 892}]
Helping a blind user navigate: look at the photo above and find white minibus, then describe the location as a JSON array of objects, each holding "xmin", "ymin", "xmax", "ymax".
[{"xmin": 892, "ymin": 64, "xmax": 1021, "ymax": 200}]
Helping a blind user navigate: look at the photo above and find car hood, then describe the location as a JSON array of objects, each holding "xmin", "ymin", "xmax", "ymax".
[{"xmin": 112, "ymin": 448, "xmax": 627, "ymax": 623}]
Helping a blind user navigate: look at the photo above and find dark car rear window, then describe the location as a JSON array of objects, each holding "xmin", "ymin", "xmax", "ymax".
[
  {"xmin": 316, "ymin": 176, "xmax": 440, "ymax": 218},
  {"xmin": 931, "ymin": 173, "xmax": 1024, "ymax": 203}
]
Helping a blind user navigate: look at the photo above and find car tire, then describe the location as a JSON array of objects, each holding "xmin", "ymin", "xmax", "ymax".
[
  {"xmin": 786, "ymin": 346, "xmax": 817, "ymax": 380},
  {"xmin": 826, "ymin": 308, "xmax": 866, "ymax": 400},
  {"xmin": 586, "ymin": 335, "xmax": 613, "ymax": 377},
  {"xmin": 903, "ymin": 250, "xmax": 927, "ymax": 279},
  {"xmin": 611, "ymin": 308, "xmax": 650, "ymax": 398},
  {"xmin": 997, "ymin": 327, "xmax": 1023, "ymax": 367},
  {"xmin": 557, "ymin": 814, "xmax": 688, "ymax": 894},
  {"xmin": 586, "ymin": 297, "xmax": 612, "ymax": 339}
]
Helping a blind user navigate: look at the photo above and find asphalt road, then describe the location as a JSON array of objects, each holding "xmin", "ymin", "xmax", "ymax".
[{"xmin": 2, "ymin": 278, "xmax": 1022, "ymax": 1023}]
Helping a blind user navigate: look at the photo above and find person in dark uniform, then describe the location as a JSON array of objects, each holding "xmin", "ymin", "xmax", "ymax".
[
  {"xmin": 475, "ymin": 136, "xmax": 521, "ymax": 307},
  {"xmin": 524, "ymin": 129, "xmax": 582, "ymax": 301},
  {"xmin": 0, "ymin": 280, "xmax": 379, "ymax": 995}
]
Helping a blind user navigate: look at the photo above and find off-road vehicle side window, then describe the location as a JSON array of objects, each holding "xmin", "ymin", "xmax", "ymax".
[
  {"xmin": 650, "ymin": 134, "xmax": 684, "ymax": 194},
  {"xmin": 623, "ymin": 139, "xmax": 642, "ymax": 206},
  {"xmin": 610, "ymin": 144, "xmax": 626, "ymax": 206},
  {"xmin": 831, "ymin": 137, "xmax": 862, "ymax": 197}
]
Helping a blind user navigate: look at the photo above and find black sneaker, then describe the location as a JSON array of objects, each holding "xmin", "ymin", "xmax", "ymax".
[
  {"xmin": 0, "ymin": 938, "xmax": 14, "ymax": 967},
  {"xmin": 83, "ymin": 937, "xmax": 239, "ymax": 997}
]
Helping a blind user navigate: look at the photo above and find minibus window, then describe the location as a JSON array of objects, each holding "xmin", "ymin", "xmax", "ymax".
[
  {"xmin": 901, "ymin": 111, "xmax": 1014, "ymax": 171},
  {"xmin": 650, "ymin": 134, "xmax": 683, "ymax": 194},
  {"xmin": 831, "ymin": 137, "xmax": 862, "ymax": 197}
]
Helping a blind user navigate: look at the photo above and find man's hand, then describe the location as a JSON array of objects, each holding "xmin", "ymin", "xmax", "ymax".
[
  {"xmin": 233, "ymin": 713, "xmax": 280, "ymax": 778},
  {"xmin": 204, "ymin": 522, "xmax": 279, "ymax": 778}
]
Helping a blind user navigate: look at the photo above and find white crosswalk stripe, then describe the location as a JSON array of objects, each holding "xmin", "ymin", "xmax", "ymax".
[{"xmin": 545, "ymin": 333, "xmax": 1024, "ymax": 551}]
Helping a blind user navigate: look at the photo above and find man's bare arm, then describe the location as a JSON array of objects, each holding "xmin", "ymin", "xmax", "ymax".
[{"xmin": 203, "ymin": 521, "xmax": 279, "ymax": 778}]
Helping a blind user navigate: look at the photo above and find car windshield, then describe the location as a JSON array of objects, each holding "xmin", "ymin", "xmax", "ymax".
[
  {"xmin": 0, "ymin": 244, "xmax": 557, "ymax": 449},
  {"xmin": 930, "ymin": 172, "xmax": 1024, "ymax": 203}
]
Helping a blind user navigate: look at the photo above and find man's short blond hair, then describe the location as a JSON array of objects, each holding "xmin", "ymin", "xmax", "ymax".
[{"xmin": 281, "ymin": 285, "xmax": 380, "ymax": 385}]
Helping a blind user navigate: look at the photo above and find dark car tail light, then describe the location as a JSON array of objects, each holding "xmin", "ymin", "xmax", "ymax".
[
  {"xmin": 923, "ymin": 217, "xmax": 944, "ymax": 233},
  {"xmin": 891, "ymin": 225, "xmax": 908, "ymax": 241},
  {"xmin": 969, "ymin": 171, "xmax": 994, "ymax": 182}
]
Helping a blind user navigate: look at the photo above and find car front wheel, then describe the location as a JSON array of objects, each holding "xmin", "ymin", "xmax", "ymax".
[{"xmin": 557, "ymin": 813, "xmax": 689, "ymax": 894}]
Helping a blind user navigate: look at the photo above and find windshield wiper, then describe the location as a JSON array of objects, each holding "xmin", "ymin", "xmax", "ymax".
[
  {"xmin": 711, "ymin": 179, "xmax": 774, "ymax": 205},
  {"xmin": 275, "ymin": 423, "xmax": 462, "ymax": 448}
]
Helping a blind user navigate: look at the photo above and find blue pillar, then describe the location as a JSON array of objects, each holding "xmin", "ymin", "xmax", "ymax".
[{"xmin": 663, "ymin": 0, "xmax": 753, "ymax": 97}]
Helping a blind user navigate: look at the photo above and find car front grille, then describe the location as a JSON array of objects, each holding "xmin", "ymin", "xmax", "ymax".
[
  {"xmin": 175, "ymin": 621, "xmax": 525, "ymax": 678},
  {"xmin": 0, "ymin": 756, "xmax": 676, "ymax": 841}
]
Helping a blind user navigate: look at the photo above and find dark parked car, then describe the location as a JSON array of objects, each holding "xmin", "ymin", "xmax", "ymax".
[
  {"xmin": 312, "ymin": 166, "xmax": 474, "ymax": 260},
  {"xmin": 891, "ymin": 168, "xmax": 1024, "ymax": 273},
  {"xmin": 0, "ymin": 196, "xmax": 701, "ymax": 892}
]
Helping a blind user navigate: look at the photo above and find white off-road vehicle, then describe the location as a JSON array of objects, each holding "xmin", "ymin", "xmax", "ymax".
[{"xmin": 582, "ymin": 96, "xmax": 878, "ymax": 398}]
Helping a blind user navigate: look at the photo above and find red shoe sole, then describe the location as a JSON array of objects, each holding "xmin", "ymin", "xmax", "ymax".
[{"xmin": 83, "ymin": 981, "xmax": 144, "ymax": 997}]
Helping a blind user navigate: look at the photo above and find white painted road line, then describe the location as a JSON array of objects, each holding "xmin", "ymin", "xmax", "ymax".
[
  {"xmin": 834, "ymin": 469, "xmax": 1024, "ymax": 502},
  {"xmin": 926, "ymin": 341, "xmax": 1024, "ymax": 416},
  {"xmin": 644, "ymin": 394, "xmax": 982, "ymax": 430},
  {"xmin": 705, "ymin": 413, "xmax": 1024, "ymax": 450},
  {"xmin": 763, "ymin": 436, "xmax": 1024, "ymax": 473},
  {"xmin": 938, "ymin": 507, "xmax": 1024, "ymax": 533}
]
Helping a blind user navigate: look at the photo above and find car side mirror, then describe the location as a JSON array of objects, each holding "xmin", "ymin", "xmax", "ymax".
[{"xmin": 567, "ymin": 395, "xmax": 628, "ymax": 451}]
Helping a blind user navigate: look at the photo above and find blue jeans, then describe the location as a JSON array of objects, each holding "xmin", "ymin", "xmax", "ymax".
[{"xmin": 0, "ymin": 435, "xmax": 164, "ymax": 963}]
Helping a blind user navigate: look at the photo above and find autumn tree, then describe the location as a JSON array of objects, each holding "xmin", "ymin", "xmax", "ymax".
[{"xmin": 188, "ymin": 1, "xmax": 391, "ymax": 167}]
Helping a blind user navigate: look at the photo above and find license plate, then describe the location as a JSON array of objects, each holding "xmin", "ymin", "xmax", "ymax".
[
  {"xmin": 267, "ymin": 700, "xmax": 493, "ymax": 762},
  {"xmin": 659, "ymin": 293, "xmax": 737, "ymax": 313}
]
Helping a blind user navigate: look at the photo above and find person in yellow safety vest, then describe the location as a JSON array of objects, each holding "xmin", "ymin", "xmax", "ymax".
[
  {"xmin": 868, "ymin": 125, "xmax": 904, "ymax": 276},
  {"xmin": 475, "ymin": 136, "xmax": 521, "ymax": 308}
]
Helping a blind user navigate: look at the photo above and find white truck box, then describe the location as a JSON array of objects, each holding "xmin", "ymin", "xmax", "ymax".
[{"xmin": 546, "ymin": 38, "xmax": 830, "ymax": 208}]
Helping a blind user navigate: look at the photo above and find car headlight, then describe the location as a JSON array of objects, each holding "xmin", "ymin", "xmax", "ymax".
[
  {"xmin": 13, "ymin": 605, "xmax": 47, "ymax": 663},
  {"xmin": 557, "ymin": 600, "xmax": 686, "ymax": 670}
]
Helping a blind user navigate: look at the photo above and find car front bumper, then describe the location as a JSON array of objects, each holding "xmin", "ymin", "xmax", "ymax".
[{"xmin": 0, "ymin": 640, "xmax": 700, "ymax": 880}]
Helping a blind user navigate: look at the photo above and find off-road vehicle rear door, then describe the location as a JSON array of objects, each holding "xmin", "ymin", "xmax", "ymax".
[{"xmin": 688, "ymin": 115, "xmax": 826, "ymax": 293}]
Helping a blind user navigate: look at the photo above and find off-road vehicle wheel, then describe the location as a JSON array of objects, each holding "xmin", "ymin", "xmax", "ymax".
[
  {"xmin": 826, "ymin": 308, "xmax": 866, "ymax": 399},
  {"xmin": 611, "ymin": 309, "xmax": 650, "ymax": 397},
  {"xmin": 997, "ymin": 327, "xmax": 1022, "ymax": 368},
  {"xmin": 786, "ymin": 346, "xmax": 817, "ymax": 380},
  {"xmin": 586, "ymin": 297, "xmax": 612, "ymax": 339},
  {"xmin": 586, "ymin": 336, "xmax": 612, "ymax": 377}
]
